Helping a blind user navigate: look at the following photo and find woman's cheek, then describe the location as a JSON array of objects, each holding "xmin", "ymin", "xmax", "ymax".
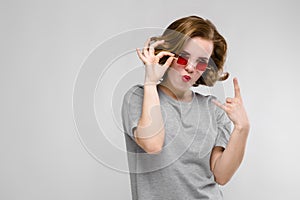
[
  {"xmin": 192, "ymin": 72, "xmax": 203, "ymax": 82},
  {"xmin": 169, "ymin": 63, "xmax": 182, "ymax": 71}
]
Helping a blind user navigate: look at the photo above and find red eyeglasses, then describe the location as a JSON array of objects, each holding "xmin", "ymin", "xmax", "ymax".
[{"xmin": 175, "ymin": 54, "xmax": 209, "ymax": 71}]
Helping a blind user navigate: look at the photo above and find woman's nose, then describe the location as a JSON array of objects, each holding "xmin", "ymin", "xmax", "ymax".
[{"xmin": 184, "ymin": 63, "xmax": 195, "ymax": 73}]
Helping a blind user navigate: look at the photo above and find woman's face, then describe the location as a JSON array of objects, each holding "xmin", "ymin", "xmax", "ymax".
[{"xmin": 165, "ymin": 37, "xmax": 214, "ymax": 91}]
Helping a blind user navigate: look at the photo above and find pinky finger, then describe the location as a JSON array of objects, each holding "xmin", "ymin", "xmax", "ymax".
[{"xmin": 212, "ymin": 99, "xmax": 228, "ymax": 111}]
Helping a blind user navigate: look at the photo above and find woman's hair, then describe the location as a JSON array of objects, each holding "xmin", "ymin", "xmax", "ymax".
[{"xmin": 152, "ymin": 15, "xmax": 229, "ymax": 87}]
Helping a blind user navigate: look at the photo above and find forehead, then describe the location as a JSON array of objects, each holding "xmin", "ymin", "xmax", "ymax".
[{"xmin": 182, "ymin": 37, "xmax": 213, "ymax": 57}]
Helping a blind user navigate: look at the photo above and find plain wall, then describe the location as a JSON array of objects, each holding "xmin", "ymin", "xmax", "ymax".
[{"xmin": 1, "ymin": 0, "xmax": 300, "ymax": 199}]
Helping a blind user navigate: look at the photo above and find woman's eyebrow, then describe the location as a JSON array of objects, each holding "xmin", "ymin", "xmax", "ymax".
[{"xmin": 181, "ymin": 50, "xmax": 209, "ymax": 60}]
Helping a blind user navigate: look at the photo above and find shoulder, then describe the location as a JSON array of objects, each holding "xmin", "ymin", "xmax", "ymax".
[
  {"xmin": 124, "ymin": 84, "xmax": 144, "ymax": 95},
  {"xmin": 193, "ymin": 91, "xmax": 221, "ymax": 113},
  {"xmin": 123, "ymin": 84, "xmax": 144, "ymax": 102},
  {"xmin": 193, "ymin": 91, "xmax": 217, "ymax": 104}
]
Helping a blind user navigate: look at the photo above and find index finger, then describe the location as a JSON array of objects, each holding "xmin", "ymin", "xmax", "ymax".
[
  {"xmin": 233, "ymin": 77, "xmax": 241, "ymax": 98},
  {"xmin": 149, "ymin": 40, "xmax": 165, "ymax": 55}
]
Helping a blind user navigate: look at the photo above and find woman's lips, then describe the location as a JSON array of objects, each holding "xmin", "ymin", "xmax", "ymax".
[{"xmin": 182, "ymin": 75, "xmax": 191, "ymax": 82}]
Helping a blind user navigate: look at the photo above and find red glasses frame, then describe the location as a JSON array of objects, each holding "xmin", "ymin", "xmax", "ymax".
[{"xmin": 175, "ymin": 54, "xmax": 209, "ymax": 71}]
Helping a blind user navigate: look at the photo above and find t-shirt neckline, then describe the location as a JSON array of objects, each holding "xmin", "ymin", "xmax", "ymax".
[{"xmin": 157, "ymin": 85, "xmax": 195, "ymax": 105}]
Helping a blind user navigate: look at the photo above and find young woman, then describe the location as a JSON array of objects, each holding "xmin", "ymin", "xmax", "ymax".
[{"xmin": 122, "ymin": 15, "xmax": 250, "ymax": 200}]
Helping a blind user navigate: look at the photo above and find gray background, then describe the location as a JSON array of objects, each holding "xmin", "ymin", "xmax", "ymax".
[{"xmin": 1, "ymin": 0, "xmax": 300, "ymax": 199}]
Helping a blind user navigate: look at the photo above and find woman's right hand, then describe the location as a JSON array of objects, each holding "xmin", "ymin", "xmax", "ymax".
[{"xmin": 136, "ymin": 38, "xmax": 175, "ymax": 84}]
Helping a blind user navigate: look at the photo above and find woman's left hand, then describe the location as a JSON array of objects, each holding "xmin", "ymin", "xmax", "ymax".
[{"xmin": 212, "ymin": 77, "xmax": 250, "ymax": 130}]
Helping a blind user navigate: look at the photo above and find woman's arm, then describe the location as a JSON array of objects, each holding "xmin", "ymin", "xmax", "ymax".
[
  {"xmin": 134, "ymin": 84, "xmax": 165, "ymax": 154},
  {"xmin": 210, "ymin": 77, "xmax": 250, "ymax": 185},
  {"xmin": 134, "ymin": 39, "xmax": 175, "ymax": 154},
  {"xmin": 210, "ymin": 125, "xmax": 250, "ymax": 185}
]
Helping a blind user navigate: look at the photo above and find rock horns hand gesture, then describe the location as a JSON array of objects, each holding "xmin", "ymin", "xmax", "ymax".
[{"xmin": 212, "ymin": 77, "xmax": 250, "ymax": 130}]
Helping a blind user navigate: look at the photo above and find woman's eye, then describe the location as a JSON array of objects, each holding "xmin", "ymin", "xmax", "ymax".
[
  {"xmin": 198, "ymin": 59, "xmax": 208, "ymax": 64},
  {"xmin": 179, "ymin": 54, "xmax": 189, "ymax": 59}
]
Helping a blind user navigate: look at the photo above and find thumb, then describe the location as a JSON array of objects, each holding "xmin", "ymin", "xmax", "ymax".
[{"xmin": 163, "ymin": 56, "xmax": 175, "ymax": 67}]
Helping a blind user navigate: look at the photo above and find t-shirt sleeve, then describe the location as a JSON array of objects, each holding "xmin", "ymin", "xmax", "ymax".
[
  {"xmin": 121, "ymin": 85, "xmax": 144, "ymax": 141},
  {"xmin": 213, "ymin": 98, "xmax": 232, "ymax": 149}
]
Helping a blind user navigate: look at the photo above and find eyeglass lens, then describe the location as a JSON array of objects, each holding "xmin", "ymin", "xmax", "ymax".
[{"xmin": 176, "ymin": 55, "xmax": 208, "ymax": 71}]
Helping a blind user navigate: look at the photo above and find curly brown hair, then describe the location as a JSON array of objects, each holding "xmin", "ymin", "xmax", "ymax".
[{"xmin": 151, "ymin": 15, "xmax": 229, "ymax": 87}]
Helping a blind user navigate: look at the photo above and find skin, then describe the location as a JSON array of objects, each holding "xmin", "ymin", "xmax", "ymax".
[
  {"xmin": 210, "ymin": 78, "xmax": 250, "ymax": 185},
  {"xmin": 136, "ymin": 36, "xmax": 250, "ymax": 185},
  {"xmin": 159, "ymin": 37, "xmax": 213, "ymax": 101}
]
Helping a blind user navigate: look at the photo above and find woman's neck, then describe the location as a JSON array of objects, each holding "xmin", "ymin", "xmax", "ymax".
[{"xmin": 158, "ymin": 80, "xmax": 193, "ymax": 102}]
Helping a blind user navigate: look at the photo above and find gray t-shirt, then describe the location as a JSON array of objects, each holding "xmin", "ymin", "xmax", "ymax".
[{"xmin": 121, "ymin": 84, "xmax": 232, "ymax": 200}]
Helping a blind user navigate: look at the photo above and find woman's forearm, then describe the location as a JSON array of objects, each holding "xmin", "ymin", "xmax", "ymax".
[
  {"xmin": 135, "ymin": 84, "xmax": 165, "ymax": 154},
  {"xmin": 213, "ymin": 125, "xmax": 250, "ymax": 185}
]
